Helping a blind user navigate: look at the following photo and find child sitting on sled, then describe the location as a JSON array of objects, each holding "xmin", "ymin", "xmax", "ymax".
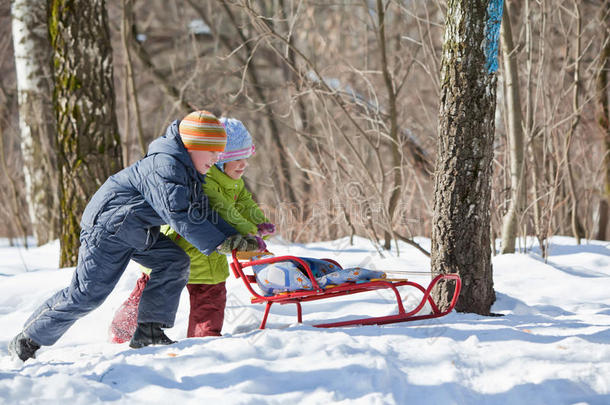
[{"xmin": 109, "ymin": 118, "xmax": 274, "ymax": 342}]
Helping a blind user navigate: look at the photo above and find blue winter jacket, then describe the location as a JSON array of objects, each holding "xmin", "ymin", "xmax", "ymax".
[{"xmin": 80, "ymin": 120, "xmax": 237, "ymax": 254}]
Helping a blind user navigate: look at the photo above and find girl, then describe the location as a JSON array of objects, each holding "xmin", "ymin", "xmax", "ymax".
[{"xmin": 109, "ymin": 118, "xmax": 274, "ymax": 342}]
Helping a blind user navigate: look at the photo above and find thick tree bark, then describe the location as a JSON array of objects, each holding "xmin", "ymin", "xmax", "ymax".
[
  {"xmin": 431, "ymin": 0, "xmax": 502, "ymax": 314},
  {"xmin": 11, "ymin": 0, "xmax": 59, "ymax": 245},
  {"xmin": 49, "ymin": 0, "xmax": 123, "ymax": 267},
  {"xmin": 499, "ymin": 1, "xmax": 525, "ymax": 254}
]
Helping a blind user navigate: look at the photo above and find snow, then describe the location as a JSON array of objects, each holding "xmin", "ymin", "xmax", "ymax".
[
  {"xmin": 188, "ymin": 19, "xmax": 211, "ymax": 36},
  {"xmin": 1, "ymin": 235, "xmax": 609, "ymax": 404}
]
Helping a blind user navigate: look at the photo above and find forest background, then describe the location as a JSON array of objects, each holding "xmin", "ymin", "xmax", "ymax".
[{"xmin": 0, "ymin": 0, "xmax": 608, "ymax": 262}]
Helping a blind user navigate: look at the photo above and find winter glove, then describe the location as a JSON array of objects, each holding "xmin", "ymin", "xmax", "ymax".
[
  {"xmin": 254, "ymin": 235, "xmax": 267, "ymax": 251},
  {"xmin": 217, "ymin": 234, "xmax": 265, "ymax": 254},
  {"xmin": 257, "ymin": 222, "xmax": 276, "ymax": 236}
]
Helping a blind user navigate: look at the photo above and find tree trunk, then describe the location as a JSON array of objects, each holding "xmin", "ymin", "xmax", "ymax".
[
  {"xmin": 49, "ymin": 0, "xmax": 123, "ymax": 267},
  {"xmin": 376, "ymin": 0, "xmax": 403, "ymax": 251},
  {"xmin": 120, "ymin": 0, "xmax": 146, "ymax": 158},
  {"xmin": 219, "ymin": 1, "xmax": 297, "ymax": 204},
  {"xmin": 0, "ymin": 121, "xmax": 30, "ymax": 248},
  {"xmin": 596, "ymin": 2, "xmax": 610, "ymax": 241},
  {"xmin": 11, "ymin": 0, "xmax": 59, "ymax": 245},
  {"xmin": 431, "ymin": 0, "xmax": 502, "ymax": 315},
  {"xmin": 499, "ymin": 1, "xmax": 525, "ymax": 254},
  {"xmin": 564, "ymin": 2, "xmax": 583, "ymax": 245}
]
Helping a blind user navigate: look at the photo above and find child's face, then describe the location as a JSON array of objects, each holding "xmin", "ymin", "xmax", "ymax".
[
  {"xmin": 224, "ymin": 159, "xmax": 249, "ymax": 180},
  {"xmin": 188, "ymin": 150, "xmax": 221, "ymax": 174}
]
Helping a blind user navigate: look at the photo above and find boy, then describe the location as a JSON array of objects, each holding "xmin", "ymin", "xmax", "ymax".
[{"xmin": 9, "ymin": 111, "xmax": 260, "ymax": 361}]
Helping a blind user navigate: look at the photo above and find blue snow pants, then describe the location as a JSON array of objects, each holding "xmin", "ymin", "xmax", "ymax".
[{"xmin": 22, "ymin": 227, "xmax": 190, "ymax": 346}]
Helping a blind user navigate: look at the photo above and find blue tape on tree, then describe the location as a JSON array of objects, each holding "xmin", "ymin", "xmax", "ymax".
[{"xmin": 484, "ymin": 0, "xmax": 504, "ymax": 73}]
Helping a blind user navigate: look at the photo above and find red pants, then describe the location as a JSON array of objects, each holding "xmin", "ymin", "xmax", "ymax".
[
  {"xmin": 109, "ymin": 275, "xmax": 226, "ymax": 342},
  {"xmin": 186, "ymin": 282, "xmax": 226, "ymax": 337}
]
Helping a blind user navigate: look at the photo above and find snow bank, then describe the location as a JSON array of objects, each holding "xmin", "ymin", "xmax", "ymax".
[{"xmin": 0, "ymin": 236, "xmax": 608, "ymax": 404}]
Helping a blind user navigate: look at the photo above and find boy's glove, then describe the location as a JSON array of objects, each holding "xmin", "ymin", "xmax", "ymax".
[
  {"xmin": 217, "ymin": 234, "xmax": 266, "ymax": 254},
  {"xmin": 257, "ymin": 222, "xmax": 276, "ymax": 236}
]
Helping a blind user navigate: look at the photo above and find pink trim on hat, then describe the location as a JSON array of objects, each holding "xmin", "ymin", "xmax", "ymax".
[{"xmin": 218, "ymin": 145, "xmax": 256, "ymax": 161}]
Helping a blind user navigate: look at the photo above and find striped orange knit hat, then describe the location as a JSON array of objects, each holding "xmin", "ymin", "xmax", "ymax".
[{"xmin": 178, "ymin": 110, "xmax": 227, "ymax": 152}]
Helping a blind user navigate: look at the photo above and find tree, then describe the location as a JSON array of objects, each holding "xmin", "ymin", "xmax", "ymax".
[
  {"xmin": 499, "ymin": 1, "xmax": 525, "ymax": 254},
  {"xmin": 596, "ymin": 1, "xmax": 609, "ymax": 241},
  {"xmin": 562, "ymin": 1, "xmax": 584, "ymax": 244},
  {"xmin": 49, "ymin": 0, "xmax": 123, "ymax": 267},
  {"xmin": 4, "ymin": 0, "xmax": 606, "ymax": 249},
  {"xmin": 372, "ymin": 0, "xmax": 404, "ymax": 251},
  {"xmin": 431, "ymin": 0, "xmax": 503, "ymax": 314},
  {"xmin": 11, "ymin": 0, "xmax": 59, "ymax": 245}
]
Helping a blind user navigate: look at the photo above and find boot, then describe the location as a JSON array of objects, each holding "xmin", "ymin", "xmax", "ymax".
[
  {"xmin": 129, "ymin": 322, "xmax": 176, "ymax": 349},
  {"xmin": 9, "ymin": 332, "xmax": 41, "ymax": 362}
]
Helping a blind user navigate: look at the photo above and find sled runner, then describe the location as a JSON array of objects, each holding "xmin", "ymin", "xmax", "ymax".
[{"xmin": 230, "ymin": 251, "xmax": 462, "ymax": 329}]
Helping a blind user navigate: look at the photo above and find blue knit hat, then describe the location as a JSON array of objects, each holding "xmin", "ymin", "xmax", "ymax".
[{"xmin": 216, "ymin": 118, "xmax": 255, "ymax": 171}]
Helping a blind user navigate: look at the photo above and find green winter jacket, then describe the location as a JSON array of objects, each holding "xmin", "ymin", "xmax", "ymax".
[{"xmin": 143, "ymin": 164, "xmax": 269, "ymax": 284}]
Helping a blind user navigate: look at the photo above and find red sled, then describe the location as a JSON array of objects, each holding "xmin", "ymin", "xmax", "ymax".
[{"xmin": 230, "ymin": 251, "xmax": 462, "ymax": 329}]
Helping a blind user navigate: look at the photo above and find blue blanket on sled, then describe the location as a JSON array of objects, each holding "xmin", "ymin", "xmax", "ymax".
[{"xmin": 252, "ymin": 257, "xmax": 386, "ymax": 296}]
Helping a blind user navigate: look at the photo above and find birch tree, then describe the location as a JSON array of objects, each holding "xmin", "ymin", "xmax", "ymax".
[
  {"xmin": 431, "ymin": 0, "xmax": 503, "ymax": 314},
  {"xmin": 49, "ymin": 0, "xmax": 123, "ymax": 267},
  {"xmin": 11, "ymin": 0, "xmax": 59, "ymax": 245}
]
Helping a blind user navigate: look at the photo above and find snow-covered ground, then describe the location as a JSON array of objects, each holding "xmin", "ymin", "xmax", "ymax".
[{"xmin": 0, "ymin": 236, "xmax": 609, "ymax": 404}]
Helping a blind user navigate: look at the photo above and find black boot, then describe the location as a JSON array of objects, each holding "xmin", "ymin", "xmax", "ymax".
[
  {"xmin": 9, "ymin": 332, "xmax": 41, "ymax": 362},
  {"xmin": 129, "ymin": 322, "xmax": 175, "ymax": 349}
]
